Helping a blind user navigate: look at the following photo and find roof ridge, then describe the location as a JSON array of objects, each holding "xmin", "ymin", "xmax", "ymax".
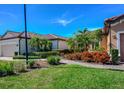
[
  {"xmin": 105, "ymin": 14, "xmax": 124, "ymax": 22},
  {"xmin": 6, "ymin": 30, "xmax": 20, "ymax": 33},
  {"xmin": 48, "ymin": 34, "xmax": 58, "ymax": 38}
]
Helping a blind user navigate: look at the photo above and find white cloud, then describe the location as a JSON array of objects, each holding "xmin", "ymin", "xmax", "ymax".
[
  {"xmin": 0, "ymin": 11, "xmax": 18, "ymax": 25},
  {"xmin": 0, "ymin": 11, "xmax": 18, "ymax": 20},
  {"xmin": 51, "ymin": 12, "xmax": 83, "ymax": 26}
]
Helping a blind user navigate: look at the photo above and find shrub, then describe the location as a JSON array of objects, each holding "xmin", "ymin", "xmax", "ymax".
[
  {"xmin": 64, "ymin": 53, "xmax": 82, "ymax": 60},
  {"xmin": 0, "ymin": 60, "xmax": 27, "ymax": 77},
  {"xmin": 81, "ymin": 52, "xmax": 93, "ymax": 62},
  {"xmin": 64, "ymin": 51, "xmax": 110, "ymax": 64},
  {"xmin": 111, "ymin": 49, "xmax": 119, "ymax": 64},
  {"xmin": 13, "ymin": 61, "xmax": 27, "ymax": 73},
  {"xmin": 32, "ymin": 51, "xmax": 59, "ymax": 58},
  {"xmin": 56, "ymin": 49, "xmax": 74, "ymax": 56},
  {"xmin": 0, "ymin": 62, "xmax": 14, "ymax": 76},
  {"xmin": 28, "ymin": 60, "xmax": 36, "ymax": 68},
  {"xmin": 47, "ymin": 56, "xmax": 61, "ymax": 65},
  {"xmin": 92, "ymin": 51, "xmax": 110, "ymax": 64}
]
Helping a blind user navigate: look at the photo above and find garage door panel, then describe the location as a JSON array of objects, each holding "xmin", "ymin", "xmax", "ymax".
[{"xmin": 1, "ymin": 44, "xmax": 17, "ymax": 57}]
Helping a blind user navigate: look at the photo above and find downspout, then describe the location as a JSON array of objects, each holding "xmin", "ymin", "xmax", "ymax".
[
  {"xmin": 57, "ymin": 40, "xmax": 59, "ymax": 49},
  {"xmin": 109, "ymin": 22, "xmax": 112, "ymax": 52},
  {"xmin": 19, "ymin": 38, "xmax": 21, "ymax": 55}
]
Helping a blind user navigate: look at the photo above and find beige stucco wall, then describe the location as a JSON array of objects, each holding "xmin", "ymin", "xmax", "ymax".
[
  {"xmin": 107, "ymin": 33, "xmax": 110, "ymax": 51},
  {"xmin": 0, "ymin": 45, "xmax": 1, "ymax": 56},
  {"xmin": 106, "ymin": 21, "xmax": 124, "ymax": 52},
  {"xmin": 58, "ymin": 40, "xmax": 68, "ymax": 50},
  {"xmin": 20, "ymin": 38, "xmax": 32, "ymax": 55},
  {"xmin": 51, "ymin": 40, "xmax": 68, "ymax": 50},
  {"xmin": 51, "ymin": 40, "xmax": 58, "ymax": 50}
]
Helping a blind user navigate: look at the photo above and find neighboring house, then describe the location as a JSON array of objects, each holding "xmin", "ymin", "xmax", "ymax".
[
  {"xmin": 0, "ymin": 31, "xmax": 68, "ymax": 57},
  {"xmin": 100, "ymin": 14, "xmax": 124, "ymax": 61}
]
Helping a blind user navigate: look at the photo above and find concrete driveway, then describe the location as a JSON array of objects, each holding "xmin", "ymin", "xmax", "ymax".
[{"xmin": 0, "ymin": 57, "xmax": 13, "ymax": 61}]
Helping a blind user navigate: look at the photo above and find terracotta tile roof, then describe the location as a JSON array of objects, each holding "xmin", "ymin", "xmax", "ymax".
[
  {"xmin": 19, "ymin": 32, "xmax": 42, "ymax": 38},
  {"xmin": 1, "ymin": 31, "xmax": 21, "ymax": 39},
  {"xmin": 42, "ymin": 34, "xmax": 68, "ymax": 40},
  {"xmin": 0, "ymin": 31, "xmax": 67, "ymax": 41},
  {"xmin": 105, "ymin": 14, "xmax": 124, "ymax": 23}
]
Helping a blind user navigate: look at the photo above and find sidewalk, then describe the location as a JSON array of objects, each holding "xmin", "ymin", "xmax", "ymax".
[{"xmin": 61, "ymin": 59, "xmax": 124, "ymax": 71}]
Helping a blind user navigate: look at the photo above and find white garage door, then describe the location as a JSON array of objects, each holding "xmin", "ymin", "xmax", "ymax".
[{"xmin": 1, "ymin": 44, "xmax": 17, "ymax": 57}]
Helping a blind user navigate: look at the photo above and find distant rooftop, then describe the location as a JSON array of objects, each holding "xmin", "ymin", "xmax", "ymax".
[{"xmin": 0, "ymin": 31, "xmax": 68, "ymax": 41}]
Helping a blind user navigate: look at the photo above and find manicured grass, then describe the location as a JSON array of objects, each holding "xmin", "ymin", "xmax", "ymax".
[{"xmin": 0, "ymin": 64, "xmax": 124, "ymax": 89}]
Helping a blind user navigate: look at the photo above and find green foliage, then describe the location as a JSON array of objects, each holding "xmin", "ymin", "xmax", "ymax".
[
  {"xmin": 29, "ymin": 37, "xmax": 52, "ymax": 52},
  {"xmin": 67, "ymin": 28, "xmax": 102, "ymax": 52},
  {"xmin": 0, "ymin": 62, "xmax": 14, "ymax": 76},
  {"xmin": 47, "ymin": 56, "xmax": 61, "ymax": 65},
  {"xmin": 111, "ymin": 49, "xmax": 119, "ymax": 64},
  {"xmin": 93, "ymin": 46, "xmax": 105, "ymax": 52}
]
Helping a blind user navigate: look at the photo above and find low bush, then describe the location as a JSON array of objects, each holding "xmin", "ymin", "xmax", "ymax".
[
  {"xmin": 0, "ymin": 61, "xmax": 26, "ymax": 77},
  {"xmin": 28, "ymin": 60, "xmax": 36, "ymax": 68},
  {"xmin": 64, "ymin": 53, "xmax": 82, "ymax": 60},
  {"xmin": 13, "ymin": 61, "xmax": 26, "ymax": 73},
  {"xmin": 31, "ymin": 51, "xmax": 59, "ymax": 58},
  {"xmin": 92, "ymin": 51, "xmax": 110, "ymax": 64},
  {"xmin": 56, "ymin": 49, "xmax": 74, "ymax": 56},
  {"xmin": 81, "ymin": 52, "xmax": 93, "ymax": 62},
  {"xmin": 47, "ymin": 56, "xmax": 61, "ymax": 65},
  {"xmin": 111, "ymin": 49, "xmax": 119, "ymax": 65},
  {"xmin": 0, "ymin": 62, "xmax": 14, "ymax": 76}
]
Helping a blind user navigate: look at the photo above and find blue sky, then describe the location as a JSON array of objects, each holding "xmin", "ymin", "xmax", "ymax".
[{"xmin": 0, "ymin": 4, "xmax": 124, "ymax": 37}]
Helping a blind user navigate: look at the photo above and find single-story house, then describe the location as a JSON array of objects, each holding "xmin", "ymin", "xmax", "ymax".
[
  {"xmin": 0, "ymin": 31, "xmax": 68, "ymax": 57},
  {"xmin": 100, "ymin": 14, "xmax": 124, "ymax": 61}
]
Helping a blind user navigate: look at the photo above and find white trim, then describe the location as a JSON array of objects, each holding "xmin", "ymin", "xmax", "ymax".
[{"xmin": 117, "ymin": 31, "xmax": 124, "ymax": 56}]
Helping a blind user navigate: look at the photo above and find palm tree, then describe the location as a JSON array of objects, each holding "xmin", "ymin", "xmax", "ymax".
[
  {"xmin": 89, "ymin": 29, "xmax": 102, "ymax": 49},
  {"xmin": 29, "ymin": 37, "xmax": 42, "ymax": 52},
  {"xmin": 46, "ymin": 41, "xmax": 52, "ymax": 51},
  {"xmin": 29, "ymin": 37, "xmax": 52, "ymax": 52},
  {"xmin": 75, "ymin": 28, "xmax": 91, "ymax": 51},
  {"xmin": 67, "ymin": 37, "xmax": 76, "ymax": 51},
  {"xmin": 67, "ymin": 28, "xmax": 102, "ymax": 52}
]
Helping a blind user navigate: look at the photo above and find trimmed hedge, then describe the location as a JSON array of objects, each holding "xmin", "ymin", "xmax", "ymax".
[
  {"xmin": 111, "ymin": 49, "xmax": 119, "ymax": 64},
  {"xmin": 13, "ymin": 56, "xmax": 40, "ymax": 59},
  {"xmin": 31, "ymin": 51, "xmax": 59, "ymax": 58}
]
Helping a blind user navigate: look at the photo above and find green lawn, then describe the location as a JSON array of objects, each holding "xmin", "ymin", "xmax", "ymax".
[{"xmin": 0, "ymin": 64, "xmax": 124, "ymax": 89}]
